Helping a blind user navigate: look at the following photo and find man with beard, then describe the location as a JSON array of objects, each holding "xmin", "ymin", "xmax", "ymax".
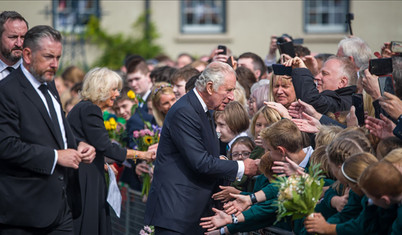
[
  {"xmin": 0, "ymin": 11, "xmax": 28, "ymax": 80},
  {"xmin": 0, "ymin": 25, "xmax": 96, "ymax": 234}
]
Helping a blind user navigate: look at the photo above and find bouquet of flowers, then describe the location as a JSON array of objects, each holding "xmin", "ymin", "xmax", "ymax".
[
  {"xmin": 132, "ymin": 125, "xmax": 161, "ymax": 197},
  {"xmin": 272, "ymin": 164, "xmax": 324, "ymax": 223},
  {"xmin": 140, "ymin": 225, "xmax": 154, "ymax": 235},
  {"xmin": 103, "ymin": 114, "xmax": 126, "ymax": 147}
]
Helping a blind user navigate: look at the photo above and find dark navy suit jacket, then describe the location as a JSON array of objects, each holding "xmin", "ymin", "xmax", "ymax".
[{"xmin": 144, "ymin": 89, "xmax": 238, "ymax": 234}]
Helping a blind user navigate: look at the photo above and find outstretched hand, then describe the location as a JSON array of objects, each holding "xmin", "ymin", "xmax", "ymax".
[
  {"xmin": 212, "ymin": 186, "xmax": 241, "ymax": 202},
  {"xmin": 200, "ymin": 208, "xmax": 231, "ymax": 231},
  {"xmin": 288, "ymin": 99, "xmax": 322, "ymax": 120},
  {"xmin": 223, "ymin": 193, "xmax": 251, "ymax": 215},
  {"xmin": 365, "ymin": 114, "xmax": 395, "ymax": 139}
]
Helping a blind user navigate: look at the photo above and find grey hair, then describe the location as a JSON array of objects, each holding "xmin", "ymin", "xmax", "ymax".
[
  {"xmin": 195, "ymin": 61, "xmax": 235, "ymax": 92},
  {"xmin": 23, "ymin": 25, "xmax": 62, "ymax": 52},
  {"xmin": 338, "ymin": 37, "xmax": 372, "ymax": 70},
  {"xmin": 327, "ymin": 56, "xmax": 358, "ymax": 86}
]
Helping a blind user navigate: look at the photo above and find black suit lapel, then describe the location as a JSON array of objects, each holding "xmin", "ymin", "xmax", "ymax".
[{"xmin": 17, "ymin": 71, "xmax": 64, "ymax": 149}]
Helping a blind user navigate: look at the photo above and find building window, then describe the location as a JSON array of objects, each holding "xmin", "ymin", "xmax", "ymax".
[
  {"xmin": 52, "ymin": 0, "xmax": 100, "ymax": 33},
  {"xmin": 181, "ymin": 0, "xmax": 226, "ymax": 34},
  {"xmin": 304, "ymin": 0, "xmax": 349, "ymax": 33}
]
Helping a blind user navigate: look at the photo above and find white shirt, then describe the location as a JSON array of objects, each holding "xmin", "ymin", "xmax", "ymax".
[
  {"xmin": 299, "ymin": 146, "xmax": 314, "ymax": 168},
  {"xmin": 22, "ymin": 64, "xmax": 67, "ymax": 173},
  {"xmin": 139, "ymin": 89, "xmax": 152, "ymax": 108},
  {"xmin": 194, "ymin": 88, "xmax": 245, "ymax": 180},
  {"xmin": 0, "ymin": 59, "xmax": 21, "ymax": 81}
]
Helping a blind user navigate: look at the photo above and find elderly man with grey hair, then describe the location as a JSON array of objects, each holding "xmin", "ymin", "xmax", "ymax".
[{"xmin": 145, "ymin": 61, "xmax": 260, "ymax": 234}]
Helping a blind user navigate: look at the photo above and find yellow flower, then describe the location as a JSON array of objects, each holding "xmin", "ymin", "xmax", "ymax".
[
  {"xmin": 109, "ymin": 117, "xmax": 116, "ymax": 125},
  {"xmin": 104, "ymin": 121, "xmax": 111, "ymax": 130},
  {"xmin": 127, "ymin": 90, "xmax": 136, "ymax": 100},
  {"xmin": 144, "ymin": 136, "xmax": 153, "ymax": 145}
]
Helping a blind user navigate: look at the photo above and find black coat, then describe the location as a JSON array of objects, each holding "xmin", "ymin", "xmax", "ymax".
[
  {"xmin": 0, "ymin": 67, "xmax": 80, "ymax": 228},
  {"xmin": 292, "ymin": 68, "xmax": 356, "ymax": 114},
  {"xmin": 67, "ymin": 100, "xmax": 126, "ymax": 235}
]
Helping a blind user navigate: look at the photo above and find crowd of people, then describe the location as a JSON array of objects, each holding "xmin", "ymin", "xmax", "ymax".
[{"xmin": 0, "ymin": 10, "xmax": 402, "ymax": 235}]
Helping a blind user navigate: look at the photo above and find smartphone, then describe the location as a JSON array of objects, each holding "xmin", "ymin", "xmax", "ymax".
[
  {"xmin": 352, "ymin": 94, "xmax": 364, "ymax": 126},
  {"xmin": 391, "ymin": 41, "xmax": 402, "ymax": 53},
  {"xmin": 369, "ymin": 58, "xmax": 393, "ymax": 76},
  {"xmin": 272, "ymin": 64, "xmax": 292, "ymax": 76},
  {"xmin": 217, "ymin": 45, "xmax": 227, "ymax": 55},
  {"xmin": 277, "ymin": 41, "xmax": 295, "ymax": 58},
  {"xmin": 378, "ymin": 75, "xmax": 395, "ymax": 96}
]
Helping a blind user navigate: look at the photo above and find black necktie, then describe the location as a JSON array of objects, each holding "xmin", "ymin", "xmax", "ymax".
[
  {"xmin": 206, "ymin": 110, "xmax": 215, "ymax": 134},
  {"xmin": 6, "ymin": 67, "xmax": 14, "ymax": 72},
  {"xmin": 39, "ymin": 84, "xmax": 64, "ymax": 146}
]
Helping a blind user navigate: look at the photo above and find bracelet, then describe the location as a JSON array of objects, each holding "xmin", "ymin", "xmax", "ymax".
[
  {"xmin": 133, "ymin": 151, "xmax": 138, "ymax": 163},
  {"xmin": 231, "ymin": 214, "xmax": 238, "ymax": 224},
  {"xmin": 250, "ymin": 193, "xmax": 258, "ymax": 204},
  {"xmin": 220, "ymin": 227, "xmax": 225, "ymax": 235}
]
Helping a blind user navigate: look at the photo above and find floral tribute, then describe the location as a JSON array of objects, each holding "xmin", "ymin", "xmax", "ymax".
[
  {"xmin": 103, "ymin": 114, "xmax": 126, "ymax": 147},
  {"xmin": 133, "ymin": 124, "xmax": 161, "ymax": 197},
  {"xmin": 272, "ymin": 164, "xmax": 324, "ymax": 223},
  {"xmin": 140, "ymin": 225, "xmax": 154, "ymax": 235}
]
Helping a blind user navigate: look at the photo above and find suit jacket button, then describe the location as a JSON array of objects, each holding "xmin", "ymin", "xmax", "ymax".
[{"xmin": 58, "ymin": 176, "xmax": 64, "ymax": 181}]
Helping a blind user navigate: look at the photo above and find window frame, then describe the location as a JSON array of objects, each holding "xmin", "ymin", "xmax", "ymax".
[
  {"xmin": 180, "ymin": 0, "xmax": 227, "ymax": 34},
  {"xmin": 303, "ymin": 0, "xmax": 350, "ymax": 34}
]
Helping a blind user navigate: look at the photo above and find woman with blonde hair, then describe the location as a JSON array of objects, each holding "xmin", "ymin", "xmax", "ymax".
[
  {"xmin": 67, "ymin": 67, "xmax": 155, "ymax": 235},
  {"xmin": 151, "ymin": 82, "xmax": 176, "ymax": 127}
]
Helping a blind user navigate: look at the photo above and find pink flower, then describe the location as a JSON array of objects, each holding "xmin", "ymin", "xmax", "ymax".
[
  {"xmin": 144, "ymin": 129, "xmax": 153, "ymax": 136},
  {"xmin": 133, "ymin": 130, "xmax": 139, "ymax": 138},
  {"xmin": 139, "ymin": 129, "xmax": 146, "ymax": 137}
]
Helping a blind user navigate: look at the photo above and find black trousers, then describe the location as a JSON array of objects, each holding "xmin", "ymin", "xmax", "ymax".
[{"xmin": 0, "ymin": 200, "xmax": 73, "ymax": 235}]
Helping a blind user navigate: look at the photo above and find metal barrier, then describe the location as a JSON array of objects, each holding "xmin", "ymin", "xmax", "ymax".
[{"xmin": 111, "ymin": 185, "xmax": 147, "ymax": 235}]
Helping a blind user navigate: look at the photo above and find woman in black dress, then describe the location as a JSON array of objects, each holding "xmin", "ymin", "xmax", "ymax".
[{"xmin": 67, "ymin": 67, "xmax": 155, "ymax": 235}]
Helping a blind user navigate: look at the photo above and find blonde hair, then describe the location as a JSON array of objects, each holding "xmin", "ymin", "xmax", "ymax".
[
  {"xmin": 310, "ymin": 145, "xmax": 334, "ymax": 180},
  {"xmin": 151, "ymin": 82, "xmax": 175, "ymax": 127},
  {"xmin": 342, "ymin": 152, "xmax": 378, "ymax": 184},
  {"xmin": 326, "ymin": 129, "xmax": 372, "ymax": 166},
  {"xmin": 81, "ymin": 67, "xmax": 123, "ymax": 104},
  {"xmin": 315, "ymin": 125, "xmax": 344, "ymax": 148},
  {"xmin": 234, "ymin": 81, "xmax": 248, "ymax": 109},
  {"xmin": 250, "ymin": 106, "xmax": 281, "ymax": 138},
  {"xmin": 383, "ymin": 148, "xmax": 402, "ymax": 170}
]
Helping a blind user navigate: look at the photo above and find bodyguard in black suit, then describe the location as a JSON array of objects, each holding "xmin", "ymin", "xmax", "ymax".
[
  {"xmin": 0, "ymin": 25, "xmax": 95, "ymax": 234},
  {"xmin": 144, "ymin": 62, "xmax": 260, "ymax": 234}
]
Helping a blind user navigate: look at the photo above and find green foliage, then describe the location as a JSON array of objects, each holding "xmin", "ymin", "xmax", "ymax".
[
  {"xmin": 84, "ymin": 12, "xmax": 163, "ymax": 70},
  {"xmin": 272, "ymin": 164, "xmax": 325, "ymax": 223}
]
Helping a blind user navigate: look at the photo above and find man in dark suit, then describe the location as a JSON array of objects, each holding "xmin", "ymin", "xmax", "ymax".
[
  {"xmin": 144, "ymin": 61, "xmax": 260, "ymax": 234},
  {"xmin": 0, "ymin": 25, "xmax": 95, "ymax": 234}
]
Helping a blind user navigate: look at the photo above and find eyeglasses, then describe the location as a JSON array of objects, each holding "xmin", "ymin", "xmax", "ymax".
[{"xmin": 231, "ymin": 152, "xmax": 251, "ymax": 158}]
